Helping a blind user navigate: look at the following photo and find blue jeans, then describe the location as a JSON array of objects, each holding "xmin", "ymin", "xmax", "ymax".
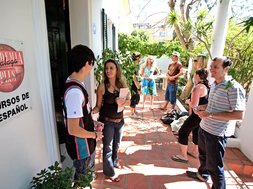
[
  {"xmin": 198, "ymin": 127, "xmax": 227, "ymax": 189},
  {"xmin": 73, "ymin": 151, "xmax": 95, "ymax": 180},
  {"xmin": 102, "ymin": 119, "xmax": 124, "ymax": 177},
  {"xmin": 165, "ymin": 83, "xmax": 178, "ymax": 105}
]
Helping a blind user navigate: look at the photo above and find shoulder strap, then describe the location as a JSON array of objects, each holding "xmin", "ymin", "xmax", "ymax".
[{"xmin": 62, "ymin": 81, "xmax": 87, "ymax": 121}]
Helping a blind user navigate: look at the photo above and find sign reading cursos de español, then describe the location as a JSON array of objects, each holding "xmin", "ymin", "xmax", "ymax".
[{"xmin": 0, "ymin": 39, "xmax": 32, "ymax": 125}]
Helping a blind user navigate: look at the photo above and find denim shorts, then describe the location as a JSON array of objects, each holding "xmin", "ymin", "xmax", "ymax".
[{"xmin": 165, "ymin": 83, "xmax": 178, "ymax": 104}]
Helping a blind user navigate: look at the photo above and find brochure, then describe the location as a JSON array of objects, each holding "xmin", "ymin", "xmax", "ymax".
[{"xmin": 117, "ymin": 88, "xmax": 129, "ymax": 112}]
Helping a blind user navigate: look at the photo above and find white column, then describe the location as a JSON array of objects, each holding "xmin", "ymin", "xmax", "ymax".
[
  {"xmin": 32, "ymin": 0, "xmax": 60, "ymax": 163},
  {"xmin": 208, "ymin": 0, "xmax": 231, "ymax": 84},
  {"xmin": 209, "ymin": 0, "xmax": 232, "ymax": 59}
]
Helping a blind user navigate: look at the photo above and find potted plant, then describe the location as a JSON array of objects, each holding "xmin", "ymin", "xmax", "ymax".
[{"xmin": 30, "ymin": 161, "xmax": 93, "ymax": 189}]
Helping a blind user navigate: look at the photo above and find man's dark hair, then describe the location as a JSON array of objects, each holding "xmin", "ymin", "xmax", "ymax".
[
  {"xmin": 222, "ymin": 57, "xmax": 232, "ymax": 68},
  {"xmin": 213, "ymin": 56, "xmax": 232, "ymax": 68},
  {"xmin": 69, "ymin": 45, "xmax": 95, "ymax": 73}
]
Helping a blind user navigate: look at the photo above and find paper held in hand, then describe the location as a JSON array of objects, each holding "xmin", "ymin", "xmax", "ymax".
[{"xmin": 117, "ymin": 88, "xmax": 129, "ymax": 112}]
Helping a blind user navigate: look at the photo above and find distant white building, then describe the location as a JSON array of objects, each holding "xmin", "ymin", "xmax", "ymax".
[{"xmin": 132, "ymin": 22, "xmax": 173, "ymax": 41}]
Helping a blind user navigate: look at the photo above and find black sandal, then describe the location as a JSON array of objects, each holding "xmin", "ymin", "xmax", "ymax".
[
  {"xmin": 186, "ymin": 171, "xmax": 207, "ymax": 182},
  {"xmin": 106, "ymin": 176, "xmax": 120, "ymax": 182}
]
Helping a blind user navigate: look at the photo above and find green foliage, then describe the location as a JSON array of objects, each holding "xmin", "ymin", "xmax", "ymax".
[
  {"xmin": 242, "ymin": 17, "xmax": 253, "ymax": 33},
  {"xmin": 118, "ymin": 32, "xmax": 190, "ymax": 67},
  {"xmin": 181, "ymin": 19, "xmax": 192, "ymax": 38},
  {"xmin": 196, "ymin": 9, "xmax": 208, "ymax": 20},
  {"xmin": 192, "ymin": 9, "xmax": 214, "ymax": 58},
  {"xmin": 30, "ymin": 161, "xmax": 93, "ymax": 189},
  {"xmin": 167, "ymin": 11, "xmax": 178, "ymax": 26},
  {"xmin": 94, "ymin": 49, "xmax": 118, "ymax": 84},
  {"xmin": 94, "ymin": 49, "xmax": 136, "ymax": 89},
  {"xmin": 131, "ymin": 30, "xmax": 150, "ymax": 42},
  {"xmin": 225, "ymin": 20, "xmax": 253, "ymax": 93}
]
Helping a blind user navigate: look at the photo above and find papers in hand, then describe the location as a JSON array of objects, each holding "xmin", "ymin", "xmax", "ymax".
[{"xmin": 117, "ymin": 88, "xmax": 129, "ymax": 112}]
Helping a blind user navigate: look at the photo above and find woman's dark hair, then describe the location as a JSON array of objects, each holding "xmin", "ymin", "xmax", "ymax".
[
  {"xmin": 195, "ymin": 68, "xmax": 209, "ymax": 87},
  {"xmin": 69, "ymin": 44, "xmax": 95, "ymax": 73},
  {"xmin": 103, "ymin": 59, "xmax": 127, "ymax": 89},
  {"xmin": 131, "ymin": 52, "xmax": 141, "ymax": 61}
]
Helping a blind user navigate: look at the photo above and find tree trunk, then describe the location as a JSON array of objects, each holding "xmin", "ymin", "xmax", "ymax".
[
  {"xmin": 168, "ymin": 0, "xmax": 187, "ymax": 50},
  {"xmin": 174, "ymin": 24, "xmax": 187, "ymax": 49},
  {"xmin": 180, "ymin": 0, "xmax": 186, "ymax": 22},
  {"xmin": 180, "ymin": 55, "xmax": 207, "ymax": 100},
  {"xmin": 180, "ymin": 77, "xmax": 193, "ymax": 100}
]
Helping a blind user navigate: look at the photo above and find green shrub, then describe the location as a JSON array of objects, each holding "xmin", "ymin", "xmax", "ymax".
[
  {"xmin": 30, "ymin": 161, "xmax": 93, "ymax": 189},
  {"xmin": 94, "ymin": 49, "xmax": 136, "ymax": 89}
]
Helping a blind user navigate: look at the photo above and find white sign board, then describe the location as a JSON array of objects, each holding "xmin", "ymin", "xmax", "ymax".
[{"xmin": 0, "ymin": 38, "xmax": 32, "ymax": 125}]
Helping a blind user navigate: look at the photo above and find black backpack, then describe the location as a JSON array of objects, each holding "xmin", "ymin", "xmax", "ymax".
[{"xmin": 160, "ymin": 109, "xmax": 178, "ymax": 125}]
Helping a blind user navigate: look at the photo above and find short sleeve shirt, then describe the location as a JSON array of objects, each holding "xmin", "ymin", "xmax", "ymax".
[
  {"xmin": 200, "ymin": 78, "xmax": 246, "ymax": 136},
  {"xmin": 167, "ymin": 62, "xmax": 182, "ymax": 84},
  {"xmin": 64, "ymin": 78, "xmax": 85, "ymax": 118},
  {"xmin": 65, "ymin": 88, "xmax": 84, "ymax": 118}
]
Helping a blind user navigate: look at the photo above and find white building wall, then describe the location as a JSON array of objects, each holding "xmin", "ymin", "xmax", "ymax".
[
  {"xmin": 91, "ymin": 0, "xmax": 103, "ymax": 57},
  {"xmin": 0, "ymin": 0, "xmax": 59, "ymax": 188},
  {"xmin": 68, "ymin": 0, "xmax": 123, "ymax": 106},
  {"xmin": 0, "ymin": 0, "xmax": 128, "ymax": 188},
  {"xmin": 68, "ymin": 0, "xmax": 96, "ymax": 106},
  {"xmin": 239, "ymin": 83, "xmax": 253, "ymax": 162}
]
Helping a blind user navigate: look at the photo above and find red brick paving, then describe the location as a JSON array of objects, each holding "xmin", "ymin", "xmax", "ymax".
[{"xmin": 92, "ymin": 90, "xmax": 253, "ymax": 189}]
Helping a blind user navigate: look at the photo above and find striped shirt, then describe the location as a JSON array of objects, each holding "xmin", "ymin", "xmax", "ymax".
[{"xmin": 200, "ymin": 78, "xmax": 246, "ymax": 136}]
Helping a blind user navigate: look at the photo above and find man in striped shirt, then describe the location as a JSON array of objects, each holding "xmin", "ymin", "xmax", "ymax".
[{"xmin": 186, "ymin": 57, "xmax": 246, "ymax": 189}]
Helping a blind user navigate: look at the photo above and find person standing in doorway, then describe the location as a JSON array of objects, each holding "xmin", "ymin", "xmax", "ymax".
[
  {"xmin": 161, "ymin": 51, "xmax": 183, "ymax": 111},
  {"xmin": 93, "ymin": 59, "xmax": 130, "ymax": 182},
  {"xmin": 130, "ymin": 52, "xmax": 142, "ymax": 118},
  {"xmin": 62, "ymin": 45, "xmax": 103, "ymax": 181},
  {"xmin": 186, "ymin": 57, "xmax": 246, "ymax": 189}
]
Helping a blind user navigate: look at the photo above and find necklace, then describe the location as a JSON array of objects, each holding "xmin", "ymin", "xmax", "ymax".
[
  {"xmin": 109, "ymin": 84, "xmax": 119, "ymax": 97},
  {"xmin": 113, "ymin": 89, "xmax": 119, "ymax": 97}
]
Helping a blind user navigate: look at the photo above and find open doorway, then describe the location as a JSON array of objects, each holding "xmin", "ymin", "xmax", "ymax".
[{"xmin": 44, "ymin": 0, "xmax": 71, "ymax": 146}]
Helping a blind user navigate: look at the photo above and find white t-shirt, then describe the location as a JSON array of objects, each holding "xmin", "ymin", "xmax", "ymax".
[{"xmin": 64, "ymin": 79, "xmax": 85, "ymax": 118}]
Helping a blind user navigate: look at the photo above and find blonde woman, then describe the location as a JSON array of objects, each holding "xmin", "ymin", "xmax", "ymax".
[{"xmin": 140, "ymin": 56, "xmax": 160, "ymax": 109}]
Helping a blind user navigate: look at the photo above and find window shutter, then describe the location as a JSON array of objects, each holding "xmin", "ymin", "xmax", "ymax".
[
  {"xmin": 112, "ymin": 24, "xmax": 116, "ymax": 51},
  {"xmin": 101, "ymin": 8, "xmax": 108, "ymax": 50}
]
